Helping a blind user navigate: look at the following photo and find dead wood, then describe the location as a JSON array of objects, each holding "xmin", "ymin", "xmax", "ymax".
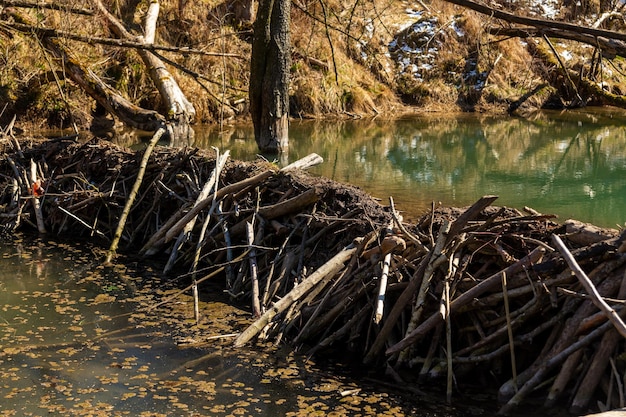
[
  {"xmin": 5, "ymin": 9, "xmax": 166, "ymax": 132},
  {"xmin": 2, "ymin": 137, "xmax": 626, "ymax": 413},
  {"xmin": 92, "ymin": 0, "xmax": 195, "ymax": 139}
]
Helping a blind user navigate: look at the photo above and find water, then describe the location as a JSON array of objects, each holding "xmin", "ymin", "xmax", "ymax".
[
  {"xmin": 0, "ymin": 236, "xmax": 468, "ymax": 416},
  {"xmin": 4, "ymin": 111, "xmax": 614, "ymax": 415},
  {"xmin": 183, "ymin": 108, "xmax": 626, "ymax": 228}
]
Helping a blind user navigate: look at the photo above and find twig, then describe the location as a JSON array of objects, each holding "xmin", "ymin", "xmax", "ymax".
[
  {"xmin": 552, "ymin": 234, "xmax": 626, "ymax": 338},
  {"xmin": 106, "ymin": 127, "xmax": 165, "ymax": 263},
  {"xmin": 57, "ymin": 206, "xmax": 108, "ymax": 240}
]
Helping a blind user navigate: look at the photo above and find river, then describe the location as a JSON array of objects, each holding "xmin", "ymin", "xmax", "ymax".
[
  {"xmin": 1, "ymin": 235, "xmax": 467, "ymax": 416},
  {"xmin": 178, "ymin": 108, "xmax": 626, "ymax": 229}
]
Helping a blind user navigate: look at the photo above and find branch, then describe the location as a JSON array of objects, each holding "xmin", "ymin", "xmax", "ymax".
[
  {"xmin": 106, "ymin": 127, "xmax": 165, "ymax": 263},
  {"xmin": 445, "ymin": 0, "xmax": 626, "ymax": 43},
  {"xmin": 552, "ymin": 234, "xmax": 626, "ymax": 339},
  {"xmin": 487, "ymin": 26, "xmax": 626, "ymax": 59},
  {"xmin": 0, "ymin": 21, "xmax": 246, "ymax": 59},
  {"xmin": 0, "ymin": 0, "xmax": 94, "ymax": 15}
]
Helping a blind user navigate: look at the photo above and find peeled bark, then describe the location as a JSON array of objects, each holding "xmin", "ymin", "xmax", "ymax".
[
  {"xmin": 249, "ymin": 0, "xmax": 291, "ymax": 153},
  {"xmin": 7, "ymin": 8, "xmax": 165, "ymax": 131},
  {"xmin": 92, "ymin": 0, "xmax": 196, "ymax": 141}
]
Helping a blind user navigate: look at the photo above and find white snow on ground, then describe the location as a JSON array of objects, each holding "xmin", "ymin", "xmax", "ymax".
[
  {"xmin": 387, "ymin": 12, "xmax": 443, "ymax": 80},
  {"xmin": 529, "ymin": 0, "xmax": 561, "ymax": 18}
]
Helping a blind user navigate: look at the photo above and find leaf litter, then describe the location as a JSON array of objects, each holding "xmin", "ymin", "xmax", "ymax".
[{"xmin": 0, "ymin": 235, "xmax": 468, "ymax": 416}]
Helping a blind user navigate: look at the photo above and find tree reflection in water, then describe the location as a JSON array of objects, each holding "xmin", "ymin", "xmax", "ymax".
[{"xmin": 124, "ymin": 108, "xmax": 626, "ymax": 228}]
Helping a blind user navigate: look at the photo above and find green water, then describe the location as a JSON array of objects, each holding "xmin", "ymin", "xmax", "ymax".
[{"xmin": 186, "ymin": 109, "xmax": 626, "ymax": 228}]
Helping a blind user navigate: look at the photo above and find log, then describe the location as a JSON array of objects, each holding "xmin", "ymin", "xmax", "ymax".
[
  {"xmin": 225, "ymin": 188, "xmax": 320, "ymax": 238},
  {"xmin": 233, "ymin": 242, "xmax": 357, "ymax": 347},
  {"xmin": 281, "ymin": 153, "xmax": 324, "ymax": 171}
]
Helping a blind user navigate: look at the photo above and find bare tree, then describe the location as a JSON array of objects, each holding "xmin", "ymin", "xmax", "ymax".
[{"xmin": 249, "ymin": 0, "xmax": 291, "ymax": 153}]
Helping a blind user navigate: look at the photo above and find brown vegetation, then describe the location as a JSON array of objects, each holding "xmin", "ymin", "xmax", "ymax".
[{"xmin": 1, "ymin": 0, "xmax": 626, "ymax": 133}]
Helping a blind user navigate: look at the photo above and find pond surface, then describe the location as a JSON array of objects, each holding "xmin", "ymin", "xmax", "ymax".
[
  {"xmin": 172, "ymin": 108, "xmax": 626, "ymax": 228},
  {"xmin": 0, "ymin": 235, "xmax": 471, "ymax": 416}
]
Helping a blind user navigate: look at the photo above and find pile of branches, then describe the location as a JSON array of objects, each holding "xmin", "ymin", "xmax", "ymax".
[{"xmin": 2, "ymin": 132, "xmax": 626, "ymax": 414}]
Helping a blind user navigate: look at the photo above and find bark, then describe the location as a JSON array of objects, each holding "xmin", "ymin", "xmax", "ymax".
[
  {"xmin": 92, "ymin": 0, "xmax": 196, "ymax": 141},
  {"xmin": 249, "ymin": 0, "xmax": 291, "ymax": 153},
  {"xmin": 6, "ymin": 9, "xmax": 166, "ymax": 131}
]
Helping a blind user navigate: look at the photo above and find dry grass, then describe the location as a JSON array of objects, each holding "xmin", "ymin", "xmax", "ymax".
[{"xmin": 1, "ymin": 0, "xmax": 625, "ymax": 130}]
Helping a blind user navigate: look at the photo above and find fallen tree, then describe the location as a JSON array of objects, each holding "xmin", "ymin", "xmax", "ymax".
[
  {"xmin": 2, "ymin": 1, "xmax": 197, "ymax": 140},
  {"xmin": 443, "ymin": 0, "xmax": 626, "ymax": 107},
  {"xmin": 4, "ymin": 8, "xmax": 166, "ymax": 132},
  {"xmin": 92, "ymin": 0, "xmax": 196, "ymax": 141}
]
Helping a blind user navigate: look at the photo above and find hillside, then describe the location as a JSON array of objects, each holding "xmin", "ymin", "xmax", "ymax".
[{"xmin": 1, "ymin": 0, "xmax": 626, "ymax": 132}]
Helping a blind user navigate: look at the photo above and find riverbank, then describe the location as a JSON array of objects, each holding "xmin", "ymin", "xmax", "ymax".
[
  {"xmin": 2, "ymin": 136, "xmax": 625, "ymax": 415},
  {"xmin": 4, "ymin": 0, "xmax": 626, "ymax": 133}
]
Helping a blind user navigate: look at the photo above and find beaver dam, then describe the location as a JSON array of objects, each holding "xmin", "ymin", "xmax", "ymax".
[{"xmin": 2, "ymin": 132, "xmax": 626, "ymax": 415}]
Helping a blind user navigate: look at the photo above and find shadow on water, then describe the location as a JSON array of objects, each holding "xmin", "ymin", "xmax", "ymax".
[
  {"xmin": 1, "ymin": 235, "xmax": 488, "ymax": 416},
  {"xmin": 130, "ymin": 108, "xmax": 626, "ymax": 228}
]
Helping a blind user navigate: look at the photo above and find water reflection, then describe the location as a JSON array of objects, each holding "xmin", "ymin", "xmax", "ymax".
[{"xmin": 165, "ymin": 109, "xmax": 626, "ymax": 228}]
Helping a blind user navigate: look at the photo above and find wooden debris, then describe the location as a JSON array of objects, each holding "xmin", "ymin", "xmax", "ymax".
[{"xmin": 2, "ymin": 136, "xmax": 626, "ymax": 414}]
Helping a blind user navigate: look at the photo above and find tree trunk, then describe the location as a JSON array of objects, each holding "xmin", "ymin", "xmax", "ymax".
[
  {"xmin": 249, "ymin": 0, "xmax": 291, "ymax": 153},
  {"xmin": 93, "ymin": 0, "xmax": 196, "ymax": 142},
  {"xmin": 7, "ymin": 9, "xmax": 166, "ymax": 131}
]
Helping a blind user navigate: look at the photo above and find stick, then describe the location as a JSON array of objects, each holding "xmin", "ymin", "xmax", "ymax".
[
  {"xmin": 280, "ymin": 153, "xmax": 323, "ymax": 171},
  {"xmin": 444, "ymin": 272, "xmax": 453, "ymax": 404},
  {"xmin": 29, "ymin": 159, "xmax": 46, "ymax": 233},
  {"xmin": 397, "ymin": 221, "xmax": 450, "ymax": 364},
  {"xmin": 374, "ymin": 252, "xmax": 392, "ymax": 325},
  {"xmin": 502, "ymin": 271, "xmax": 518, "ymax": 394},
  {"xmin": 57, "ymin": 206, "xmax": 108, "ymax": 240},
  {"xmin": 498, "ymin": 319, "xmax": 615, "ymax": 415},
  {"xmin": 552, "ymin": 234, "xmax": 626, "ymax": 338},
  {"xmin": 164, "ymin": 150, "xmax": 230, "ymax": 271},
  {"xmin": 225, "ymin": 188, "xmax": 320, "ymax": 238},
  {"xmin": 389, "ymin": 196, "xmax": 429, "ymax": 253},
  {"xmin": 163, "ymin": 169, "xmax": 274, "ymax": 243},
  {"xmin": 569, "ymin": 270, "xmax": 626, "ymax": 413},
  {"xmin": 234, "ymin": 242, "xmax": 357, "ymax": 347},
  {"xmin": 385, "ymin": 246, "xmax": 546, "ymax": 356},
  {"xmin": 217, "ymin": 202, "xmax": 235, "ymax": 289},
  {"xmin": 189, "ymin": 209, "xmax": 214, "ymax": 324},
  {"xmin": 106, "ymin": 127, "xmax": 165, "ymax": 263},
  {"xmin": 247, "ymin": 221, "xmax": 261, "ymax": 317}
]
